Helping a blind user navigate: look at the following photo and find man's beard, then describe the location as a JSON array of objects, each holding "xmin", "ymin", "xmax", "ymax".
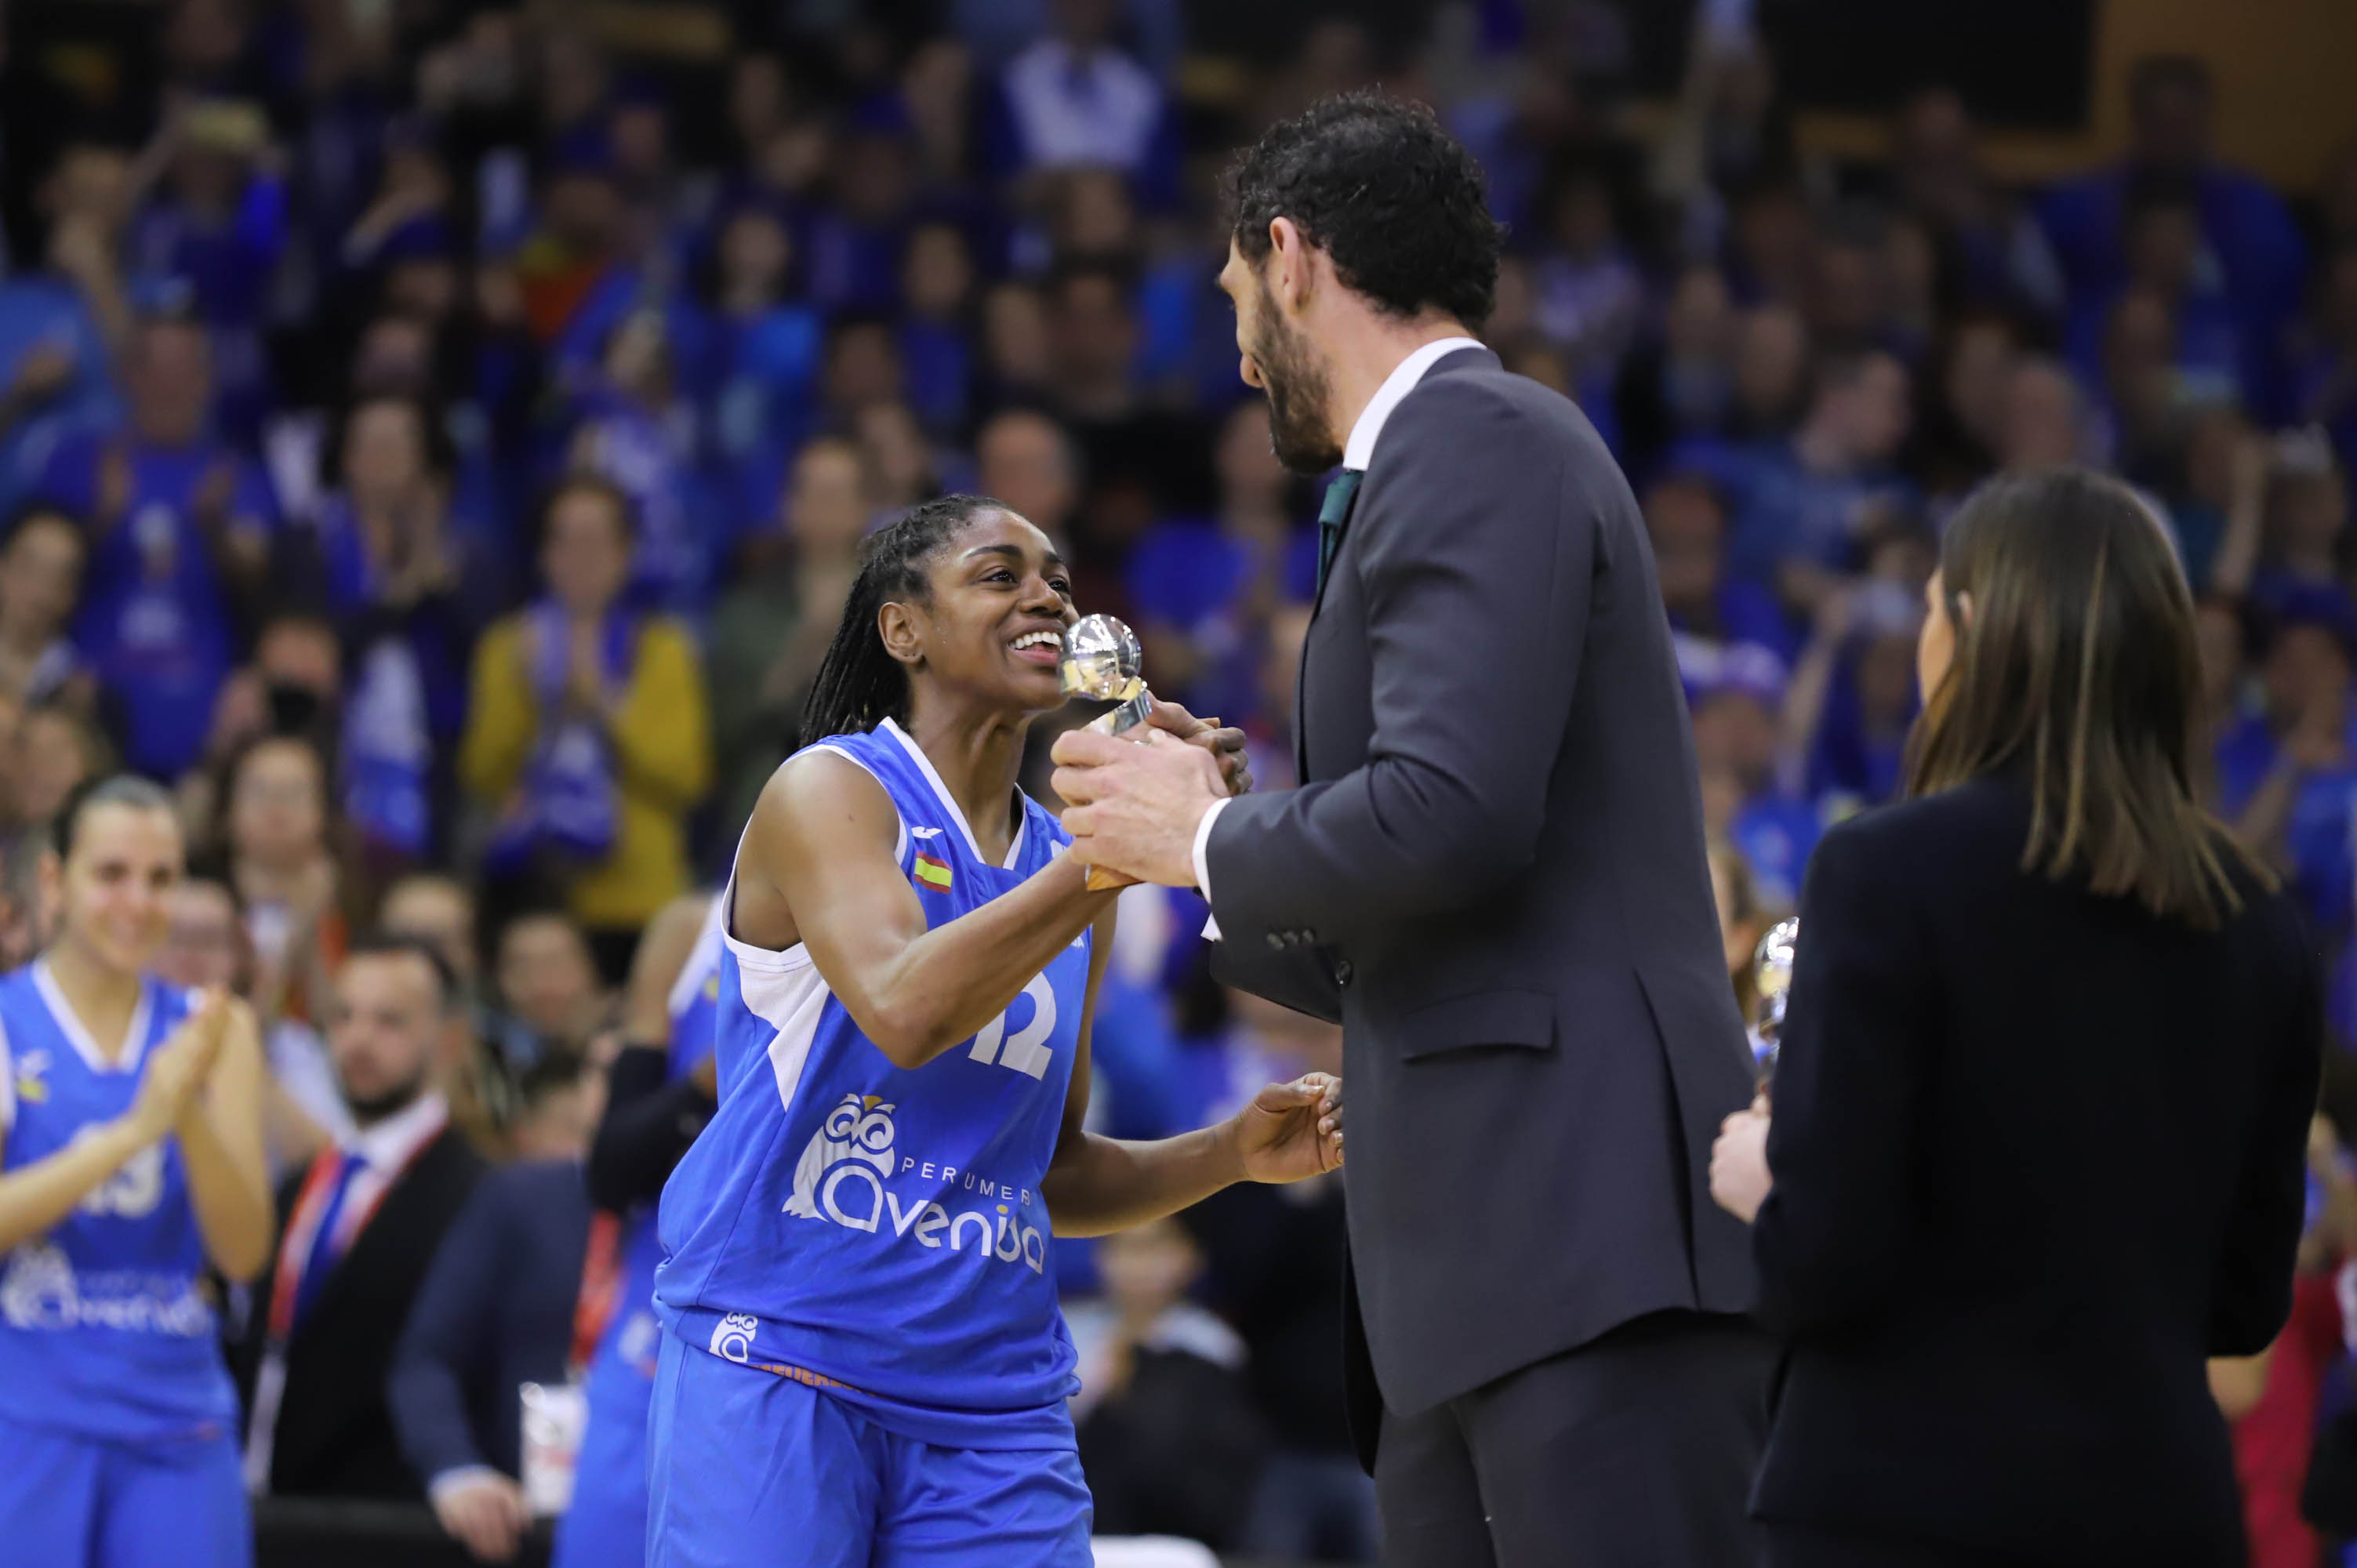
[
  {"xmin": 344, "ymin": 1065, "xmax": 434, "ymax": 1127},
  {"xmin": 1253, "ymin": 284, "xmax": 1342, "ymax": 474}
]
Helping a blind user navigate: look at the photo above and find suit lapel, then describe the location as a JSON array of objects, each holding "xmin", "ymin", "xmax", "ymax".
[{"xmin": 1291, "ymin": 345, "xmax": 1499, "ymax": 786}]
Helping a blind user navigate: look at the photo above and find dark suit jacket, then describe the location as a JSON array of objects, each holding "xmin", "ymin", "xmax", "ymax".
[
  {"xmin": 1750, "ymin": 776, "xmax": 2320, "ymax": 1564},
  {"xmin": 230, "ymin": 1125, "xmax": 486, "ymax": 1500},
  {"xmin": 389, "ymin": 1158, "xmax": 591, "ymax": 1485},
  {"xmin": 1204, "ymin": 345, "xmax": 1759, "ymax": 1445}
]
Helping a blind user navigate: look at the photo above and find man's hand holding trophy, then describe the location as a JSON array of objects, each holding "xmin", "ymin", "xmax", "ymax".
[{"xmin": 1053, "ymin": 614, "xmax": 1252, "ymax": 891}]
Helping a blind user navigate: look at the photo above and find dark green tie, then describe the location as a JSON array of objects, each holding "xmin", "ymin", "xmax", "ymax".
[{"xmin": 1315, "ymin": 469, "xmax": 1364, "ymax": 598}]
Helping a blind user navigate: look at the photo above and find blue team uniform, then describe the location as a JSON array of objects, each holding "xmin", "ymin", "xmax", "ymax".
[
  {"xmin": 551, "ymin": 901, "xmax": 724, "ymax": 1568},
  {"xmin": 648, "ymin": 717, "xmax": 1095, "ymax": 1566},
  {"xmin": 0, "ymin": 961, "xmax": 249, "ymax": 1567}
]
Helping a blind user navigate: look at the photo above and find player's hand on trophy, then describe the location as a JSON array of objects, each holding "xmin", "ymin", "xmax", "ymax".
[
  {"xmin": 1709, "ymin": 1098, "xmax": 1773, "ymax": 1224},
  {"xmin": 1051, "ymin": 725, "xmax": 1226, "ymax": 888},
  {"xmin": 1142, "ymin": 697, "xmax": 1252, "ymax": 797},
  {"xmin": 1229, "ymin": 1071, "xmax": 1344, "ymax": 1184}
]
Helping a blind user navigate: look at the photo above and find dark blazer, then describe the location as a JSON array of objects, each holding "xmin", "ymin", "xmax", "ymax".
[
  {"xmin": 1204, "ymin": 345, "xmax": 1759, "ymax": 1445},
  {"xmin": 1750, "ymin": 775, "xmax": 2320, "ymax": 1564},
  {"xmin": 231, "ymin": 1125, "xmax": 487, "ymax": 1500},
  {"xmin": 389, "ymin": 1158, "xmax": 593, "ymax": 1485}
]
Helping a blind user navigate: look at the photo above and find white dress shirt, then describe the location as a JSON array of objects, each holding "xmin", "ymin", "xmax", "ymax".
[{"xmin": 1193, "ymin": 336, "xmax": 1485, "ymax": 925}]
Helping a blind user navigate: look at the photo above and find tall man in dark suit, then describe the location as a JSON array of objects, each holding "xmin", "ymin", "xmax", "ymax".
[
  {"xmin": 231, "ymin": 935, "xmax": 485, "ymax": 1499},
  {"xmin": 1050, "ymin": 93, "xmax": 1770, "ymax": 1566}
]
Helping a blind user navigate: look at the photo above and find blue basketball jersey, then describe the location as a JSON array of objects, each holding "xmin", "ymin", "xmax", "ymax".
[
  {"xmin": 0, "ymin": 961, "xmax": 234, "ymax": 1442},
  {"xmin": 555, "ymin": 899, "xmax": 725, "ymax": 1568},
  {"xmin": 655, "ymin": 718, "xmax": 1091, "ymax": 1451},
  {"xmin": 597, "ymin": 901, "xmax": 723, "ymax": 1388}
]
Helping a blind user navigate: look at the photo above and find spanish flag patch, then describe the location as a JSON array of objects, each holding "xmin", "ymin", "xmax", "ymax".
[{"xmin": 914, "ymin": 852, "xmax": 953, "ymax": 892}]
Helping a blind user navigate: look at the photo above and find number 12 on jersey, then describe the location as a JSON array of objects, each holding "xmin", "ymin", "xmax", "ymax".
[{"xmin": 969, "ymin": 975, "xmax": 1056, "ymax": 1080}]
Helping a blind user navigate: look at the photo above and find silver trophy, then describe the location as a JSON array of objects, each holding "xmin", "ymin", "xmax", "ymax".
[
  {"xmin": 1059, "ymin": 614, "xmax": 1150, "ymax": 736},
  {"xmin": 1750, "ymin": 917, "xmax": 1799, "ymax": 1092},
  {"xmin": 1059, "ymin": 615, "xmax": 1153, "ymax": 891}
]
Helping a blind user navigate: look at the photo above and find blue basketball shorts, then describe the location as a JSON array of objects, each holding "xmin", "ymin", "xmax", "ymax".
[
  {"xmin": 0, "ymin": 1409, "xmax": 249, "ymax": 1568},
  {"xmin": 645, "ymin": 1330, "xmax": 1093, "ymax": 1568},
  {"xmin": 552, "ymin": 1367, "xmax": 656, "ymax": 1568}
]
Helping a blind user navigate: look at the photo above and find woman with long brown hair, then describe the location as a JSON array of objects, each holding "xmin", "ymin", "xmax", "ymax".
[{"xmin": 1709, "ymin": 468, "xmax": 2320, "ymax": 1566}]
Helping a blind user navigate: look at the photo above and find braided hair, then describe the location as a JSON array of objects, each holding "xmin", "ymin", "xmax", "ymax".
[{"xmin": 797, "ymin": 494, "xmax": 1004, "ymax": 747}]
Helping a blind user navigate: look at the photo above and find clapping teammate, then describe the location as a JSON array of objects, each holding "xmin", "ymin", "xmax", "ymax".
[{"xmin": 0, "ymin": 775, "xmax": 272, "ymax": 1567}]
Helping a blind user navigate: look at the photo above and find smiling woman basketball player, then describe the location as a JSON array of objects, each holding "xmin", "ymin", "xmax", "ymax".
[
  {"xmin": 648, "ymin": 493, "xmax": 1343, "ymax": 1567},
  {"xmin": 0, "ymin": 775, "xmax": 272, "ymax": 1568}
]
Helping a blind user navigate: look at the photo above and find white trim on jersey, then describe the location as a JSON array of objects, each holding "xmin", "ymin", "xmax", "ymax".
[
  {"xmin": 877, "ymin": 717, "xmax": 1027, "ymax": 870},
  {"xmin": 32, "ymin": 959, "xmax": 154, "ymax": 1076}
]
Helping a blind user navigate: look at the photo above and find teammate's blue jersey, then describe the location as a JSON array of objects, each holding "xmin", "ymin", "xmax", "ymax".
[
  {"xmin": 555, "ymin": 899, "xmax": 725, "ymax": 1568},
  {"xmin": 655, "ymin": 717, "xmax": 1091, "ymax": 1450},
  {"xmin": 595, "ymin": 901, "xmax": 723, "ymax": 1392},
  {"xmin": 0, "ymin": 961, "xmax": 234, "ymax": 1442}
]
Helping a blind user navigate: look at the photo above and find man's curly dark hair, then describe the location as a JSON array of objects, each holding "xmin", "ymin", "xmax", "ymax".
[{"xmin": 1224, "ymin": 90, "xmax": 1505, "ymax": 330}]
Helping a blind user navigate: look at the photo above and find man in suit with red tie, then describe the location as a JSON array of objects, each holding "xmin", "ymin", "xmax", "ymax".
[{"xmin": 231, "ymin": 935, "xmax": 485, "ymax": 1499}]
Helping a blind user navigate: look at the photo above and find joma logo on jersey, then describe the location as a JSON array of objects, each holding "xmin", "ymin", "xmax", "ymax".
[{"xmin": 783, "ymin": 1093, "xmax": 1048, "ymax": 1275}]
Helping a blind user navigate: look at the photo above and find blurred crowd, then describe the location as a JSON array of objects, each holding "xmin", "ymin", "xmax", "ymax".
[{"xmin": 5, "ymin": 0, "xmax": 2357, "ymax": 1562}]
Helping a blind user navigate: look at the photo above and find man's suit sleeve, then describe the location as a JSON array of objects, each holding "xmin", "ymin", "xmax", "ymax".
[
  {"xmin": 387, "ymin": 1172, "xmax": 509, "ymax": 1484},
  {"xmin": 1204, "ymin": 377, "xmax": 1589, "ymax": 953}
]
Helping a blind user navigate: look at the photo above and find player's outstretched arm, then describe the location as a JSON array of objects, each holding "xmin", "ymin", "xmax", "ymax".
[
  {"xmin": 741, "ymin": 751, "xmax": 1119, "ymax": 1072},
  {"xmin": 1041, "ymin": 902, "xmax": 1342, "ymax": 1239}
]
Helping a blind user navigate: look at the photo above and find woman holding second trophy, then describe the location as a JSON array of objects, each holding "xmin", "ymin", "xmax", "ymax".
[{"xmin": 1709, "ymin": 469, "xmax": 2319, "ymax": 1567}]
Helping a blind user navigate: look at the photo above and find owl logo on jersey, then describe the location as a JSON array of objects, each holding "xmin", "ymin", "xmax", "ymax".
[
  {"xmin": 708, "ymin": 1312, "xmax": 759, "ymax": 1363},
  {"xmin": 0, "ymin": 1243, "xmax": 78, "ymax": 1330},
  {"xmin": 784, "ymin": 1094, "xmax": 898, "ymax": 1229}
]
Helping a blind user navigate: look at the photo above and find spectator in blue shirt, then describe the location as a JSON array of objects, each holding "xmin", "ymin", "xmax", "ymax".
[
  {"xmin": 975, "ymin": 278, "xmax": 1055, "ymax": 416},
  {"xmin": 564, "ymin": 310, "xmax": 719, "ymax": 621},
  {"xmin": 1789, "ymin": 578, "xmax": 1923, "ymax": 818},
  {"xmin": 1690, "ymin": 642, "xmax": 1821, "ymax": 912},
  {"xmin": 2290, "ymin": 245, "xmax": 2357, "ymax": 485},
  {"xmin": 1125, "ymin": 401, "xmax": 1313, "ymax": 724},
  {"xmin": 899, "ymin": 221, "xmax": 977, "ymax": 438},
  {"xmin": 801, "ymin": 112, "xmax": 918, "ymax": 315},
  {"xmin": 130, "ymin": 99, "xmax": 289, "ymax": 445},
  {"xmin": 2066, "ymin": 172, "xmax": 2255, "ymax": 421},
  {"xmin": 2038, "ymin": 55, "xmax": 2306, "ymax": 399},
  {"xmin": 1724, "ymin": 349, "xmax": 1914, "ymax": 604},
  {"xmin": 0, "ymin": 506, "xmax": 94, "ymax": 716},
  {"xmin": 988, "ymin": 0, "xmax": 1181, "ymax": 209},
  {"xmin": 1612, "ymin": 263, "xmax": 1738, "ymax": 482},
  {"xmin": 1647, "ymin": 470, "xmax": 1797, "ymax": 670},
  {"xmin": 2218, "ymin": 591, "xmax": 2357, "ymax": 942},
  {"xmin": 0, "ymin": 144, "xmax": 138, "ymax": 510},
  {"xmin": 1887, "ymin": 88, "xmax": 2065, "ymax": 327},
  {"xmin": 303, "ymin": 395, "xmax": 500, "ymax": 866},
  {"xmin": 703, "ymin": 203, "xmax": 823, "ymax": 528},
  {"xmin": 1529, "ymin": 161, "xmax": 1645, "ymax": 392},
  {"xmin": 38, "ymin": 314, "xmax": 277, "ymax": 779}
]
